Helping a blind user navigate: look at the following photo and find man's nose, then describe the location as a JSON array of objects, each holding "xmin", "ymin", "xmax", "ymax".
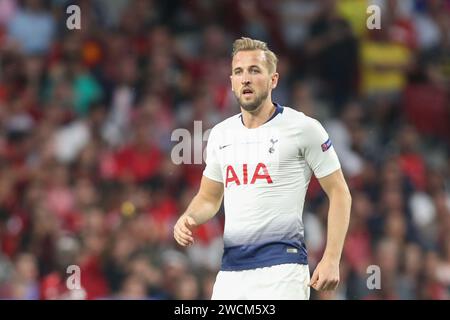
[{"xmin": 241, "ymin": 77, "xmax": 250, "ymax": 85}]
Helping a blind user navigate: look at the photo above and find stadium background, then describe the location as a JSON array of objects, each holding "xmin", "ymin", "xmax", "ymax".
[{"xmin": 0, "ymin": 0, "xmax": 449, "ymax": 300}]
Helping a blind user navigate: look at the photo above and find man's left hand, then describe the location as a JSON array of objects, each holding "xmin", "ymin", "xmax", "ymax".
[{"xmin": 309, "ymin": 259, "xmax": 340, "ymax": 291}]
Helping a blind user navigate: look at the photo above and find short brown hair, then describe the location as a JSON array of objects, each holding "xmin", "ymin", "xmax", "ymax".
[{"xmin": 232, "ymin": 37, "xmax": 278, "ymax": 74}]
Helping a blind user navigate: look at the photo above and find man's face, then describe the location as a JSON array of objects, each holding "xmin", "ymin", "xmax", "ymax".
[{"xmin": 231, "ymin": 50, "xmax": 278, "ymax": 112}]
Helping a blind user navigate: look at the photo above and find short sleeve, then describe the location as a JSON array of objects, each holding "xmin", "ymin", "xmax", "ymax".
[
  {"xmin": 300, "ymin": 116, "xmax": 341, "ymax": 179},
  {"xmin": 203, "ymin": 127, "xmax": 223, "ymax": 183}
]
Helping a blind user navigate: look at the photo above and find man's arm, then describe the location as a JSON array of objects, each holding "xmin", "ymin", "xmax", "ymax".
[
  {"xmin": 173, "ymin": 175, "xmax": 224, "ymax": 247},
  {"xmin": 309, "ymin": 169, "xmax": 352, "ymax": 291}
]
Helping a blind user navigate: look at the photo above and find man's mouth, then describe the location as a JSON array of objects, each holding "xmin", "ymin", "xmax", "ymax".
[{"xmin": 242, "ymin": 88, "xmax": 254, "ymax": 97}]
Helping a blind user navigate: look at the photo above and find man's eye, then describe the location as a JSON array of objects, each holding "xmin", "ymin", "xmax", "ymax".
[
  {"xmin": 234, "ymin": 70, "xmax": 242, "ymax": 75},
  {"xmin": 250, "ymin": 69, "xmax": 260, "ymax": 74}
]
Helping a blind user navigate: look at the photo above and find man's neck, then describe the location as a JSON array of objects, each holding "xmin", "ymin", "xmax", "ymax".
[{"xmin": 241, "ymin": 99, "xmax": 276, "ymax": 129}]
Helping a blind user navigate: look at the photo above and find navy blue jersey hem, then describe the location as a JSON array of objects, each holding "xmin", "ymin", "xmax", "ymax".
[
  {"xmin": 220, "ymin": 241, "xmax": 308, "ymax": 271},
  {"xmin": 220, "ymin": 259, "xmax": 308, "ymax": 271}
]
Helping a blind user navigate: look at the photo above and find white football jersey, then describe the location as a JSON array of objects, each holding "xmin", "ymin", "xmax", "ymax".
[{"xmin": 203, "ymin": 104, "xmax": 341, "ymax": 271}]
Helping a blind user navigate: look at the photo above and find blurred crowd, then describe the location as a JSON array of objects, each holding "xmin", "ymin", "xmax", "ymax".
[{"xmin": 0, "ymin": 0, "xmax": 449, "ymax": 300}]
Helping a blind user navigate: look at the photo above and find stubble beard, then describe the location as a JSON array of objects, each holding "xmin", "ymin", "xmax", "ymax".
[{"xmin": 236, "ymin": 89, "xmax": 269, "ymax": 112}]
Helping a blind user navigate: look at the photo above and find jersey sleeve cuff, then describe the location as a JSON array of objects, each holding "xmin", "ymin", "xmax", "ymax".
[{"xmin": 314, "ymin": 163, "xmax": 341, "ymax": 179}]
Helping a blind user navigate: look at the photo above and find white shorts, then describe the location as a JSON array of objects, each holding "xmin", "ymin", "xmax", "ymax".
[{"xmin": 211, "ymin": 263, "xmax": 310, "ymax": 300}]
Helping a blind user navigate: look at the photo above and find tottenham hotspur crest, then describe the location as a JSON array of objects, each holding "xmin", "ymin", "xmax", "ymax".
[{"xmin": 269, "ymin": 138, "xmax": 278, "ymax": 154}]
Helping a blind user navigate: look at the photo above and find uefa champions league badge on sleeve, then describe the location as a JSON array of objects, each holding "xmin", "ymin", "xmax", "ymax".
[{"xmin": 321, "ymin": 138, "xmax": 332, "ymax": 152}]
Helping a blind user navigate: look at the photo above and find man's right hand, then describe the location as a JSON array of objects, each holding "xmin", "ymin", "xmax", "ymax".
[{"xmin": 173, "ymin": 215, "xmax": 197, "ymax": 247}]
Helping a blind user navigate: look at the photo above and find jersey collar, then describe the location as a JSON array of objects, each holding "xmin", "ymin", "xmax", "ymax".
[{"xmin": 239, "ymin": 102, "xmax": 284, "ymax": 127}]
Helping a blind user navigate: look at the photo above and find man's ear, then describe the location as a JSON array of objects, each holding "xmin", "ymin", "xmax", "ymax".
[
  {"xmin": 271, "ymin": 72, "xmax": 279, "ymax": 89},
  {"xmin": 230, "ymin": 75, "xmax": 234, "ymax": 92}
]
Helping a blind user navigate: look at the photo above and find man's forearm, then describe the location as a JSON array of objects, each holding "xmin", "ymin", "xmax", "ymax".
[
  {"xmin": 323, "ymin": 189, "xmax": 352, "ymax": 262},
  {"xmin": 182, "ymin": 193, "xmax": 222, "ymax": 225}
]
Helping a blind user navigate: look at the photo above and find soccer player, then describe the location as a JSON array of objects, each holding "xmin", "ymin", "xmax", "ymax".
[{"xmin": 173, "ymin": 37, "xmax": 352, "ymax": 299}]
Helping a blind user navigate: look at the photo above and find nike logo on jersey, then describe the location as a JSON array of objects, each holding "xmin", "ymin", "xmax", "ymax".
[{"xmin": 219, "ymin": 144, "xmax": 231, "ymax": 150}]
